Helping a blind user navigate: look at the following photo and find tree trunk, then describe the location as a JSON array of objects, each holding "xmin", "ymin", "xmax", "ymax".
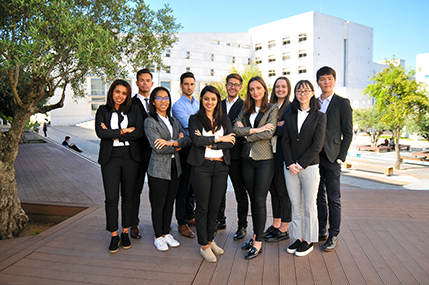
[
  {"xmin": 394, "ymin": 126, "xmax": 401, "ymax": 170},
  {"xmin": 0, "ymin": 108, "xmax": 31, "ymax": 239}
]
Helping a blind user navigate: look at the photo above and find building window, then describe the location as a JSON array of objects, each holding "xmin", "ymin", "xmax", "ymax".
[
  {"xmin": 248, "ymin": 58, "xmax": 251, "ymax": 65},
  {"xmin": 298, "ymin": 67, "xmax": 307, "ymax": 74},
  {"xmin": 91, "ymin": 104, "xmax": 102, "ymax": 111},
  {"xmin": 268, "ymin": 55, "xmax": 276, "ymax": 63},
  {"xmin": 255, "ymin": 44, "xmax": 262, "ymax": 51},
  {"xmin": 211, "ymin": 54, "xmax": 214, "ymax": 61},
  {"xmin": 282, "ymin": 68, "xmax": 291, "ymax": 75},
  {"xmin": 232, "ymin": 56, "xmax": 236, "ymax": 63},
  {"xmin": 298, "ymin": 33, "xmax": 307, "ymax": 42},
  {"xmin": 165, "ymin": 49, "xmax": 171, "ymax": 57},
  {"xmin": 298, "ymin": 50, "xmax": 307, "ymax": 58},
  {"xmin": 282, "ymin": 53, "xmax": 291, "ymax": 61},
  {"xmin": 268, "ymin": 40, "xmax": 276, "ymax": 49},
  {"xmin": 268, "ymin": 70, "xmax": 276, "ymax": 77},
  {"xmin": 91, "ymin": 79, "xmax": 105, "ymax": 96},
  {"xmin": 160, "ymin": 81, "xmax": 171, "ymax": 91},
  {"xmin": 150, "ymin": 65, "xmax": 155, "ymax": 73},
  {"xmin": 210, "ymin": 40, "xmax": 220, "ymax": 45},
  {"xmin": 242, "ymin": 44, "xmax": 250, "ymax": 49},
  {"xmin": 165, "ymin": 66, "xmax": 171, "ymax": 74},
  {"xmin": 255, "ymin": 57, "xmax": 262, "ymax": 64},
  {"xmin": 283, "ymin": 37, "xmax": 291, "ymax": 45},
  {"xmin": 226, "ymin": 42, "xmax": 231, "ymax": 46},
  {"xmin": 186, "ymin": 51, "xmax": 190, "ymax": 59},
  {"xmin": 210, "ymin": 69, "xmax": 214, "ymax": 76},
  {"xmin": 186, "ymin": 67, "xmax": 190, "ymax": 71}
]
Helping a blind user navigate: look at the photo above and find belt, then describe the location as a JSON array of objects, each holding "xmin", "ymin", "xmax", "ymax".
[{"xmin": 205, "ymin": 157, "xmax": 223, "ymax": 162}]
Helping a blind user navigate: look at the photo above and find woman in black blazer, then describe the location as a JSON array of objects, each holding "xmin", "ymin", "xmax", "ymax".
[
  {"xmin": 282, "ymin": 80, "xmax": 326, "ymax": 257},
  {"xmin": 188, "ymin": 85, "xmax": 236, "ymax": 263},
  {"xmin": 95, "ymin": 79, "xmax": 143, "ymax": 254},
  {"xmin": 144, "ymin": 87, "xmax": 191, "ymax": 251},
  {"xmin": 233, "ymin": 76, "xmax": 278, "ymax": 260},
  {"xmin": 264, "ymin": 76, "xmax": 293, "ymax": 243}
]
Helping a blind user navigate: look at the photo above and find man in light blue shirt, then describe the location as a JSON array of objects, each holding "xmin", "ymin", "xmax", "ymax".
[{"xmin": 172, "ymin": 72, "xmax": 199, "ymax": 238}]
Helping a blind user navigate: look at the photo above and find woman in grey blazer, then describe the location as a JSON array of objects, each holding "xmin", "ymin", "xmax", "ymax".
[
  {"xmin": 144, "ymin": 87, "xmax": 191, "ymax": 252},
  {"xmin": 233, "ymin": 76, "xmax": 278, "ymax": 260}
]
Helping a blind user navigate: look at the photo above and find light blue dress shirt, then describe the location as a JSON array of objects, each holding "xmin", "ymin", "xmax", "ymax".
[{"xmin": 172, "ymin": 95, "xmax": 199, "ymax": 135}]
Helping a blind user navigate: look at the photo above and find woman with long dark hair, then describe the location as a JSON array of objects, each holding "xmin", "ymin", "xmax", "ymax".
[
  {"xmin": 95, "ymin": 79, "xmax": 143, "ymax": 253},
  {"xmin": 144, "ymin": 87, "xmax": 191, "ymax": 251},
  {"xmin": 264, "ymin": 76, "xmax": 293, "ymax": 243},
  {"xmin": 282, "ymin": 80, "xmax": 326, "ymax": 257},
  {"xmin": 233, "ymin": 76, "xmax": 278, "ymax": 259},
  {"xmin": 188, "ymin": 85, "xmax": 236, "ymax": 263}
]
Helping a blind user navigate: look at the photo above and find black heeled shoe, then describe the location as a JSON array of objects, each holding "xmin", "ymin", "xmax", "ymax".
[
  {"xmin": 245, "ymin": 246, "xmax": 263, "ymax": 260},
  {"xmin": 241, "ymin": 239, "xmax": 254, "ymax": 250}
]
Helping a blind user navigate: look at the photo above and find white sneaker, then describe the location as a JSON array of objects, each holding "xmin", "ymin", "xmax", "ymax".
[
  {"xmin": 154, "ymin": 237, "xmax": 169, "ymax": 251},
  {"xmin": 163, "ymin": 234, "xmax": 180, "ymax": 248},
  {"xmin": 209, "ymin": 241, "xmax": 224, "ymax": 255}
]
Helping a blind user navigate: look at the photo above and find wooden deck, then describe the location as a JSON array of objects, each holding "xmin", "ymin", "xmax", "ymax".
[{"xmin": 1, "ymin": 140, "xmax": 429, "ymax": 284}]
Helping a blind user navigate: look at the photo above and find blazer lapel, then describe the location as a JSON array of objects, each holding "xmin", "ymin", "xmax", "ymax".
[
  {"xmin": 221, "ymin": 100, "xmax": 227, "ymax": 114},
  {"xmin": 325, "ymin": 94, "xmax": 337, "ymax": 115},
  {"xmin": 290, "ymin": 113, "xmax": 298, "ymax": 136},
  {"xmin": 300, "ymin": 112, "xmax": 316, "ymax": 133},
  {"xmin": 254, "ymin": 110, "xmax": 264, "ymax": 127},
  {"xmin": 158, "ymin": 114, "xmax": 173, "ymax": 139}
]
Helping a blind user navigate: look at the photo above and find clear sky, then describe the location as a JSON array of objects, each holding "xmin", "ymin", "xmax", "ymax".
[{"xmin": 144, "ymin": 0, "xmax": 429, "ymax": 69}]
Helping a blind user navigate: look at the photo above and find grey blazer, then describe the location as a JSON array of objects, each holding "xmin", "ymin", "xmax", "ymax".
[
  {"xmin": 144, "ymin": 114, "xmax": 191, "ymax": 180},
  {"xmin": 233, "ymin": 103, "xmax": 278, "ymax": 161}
]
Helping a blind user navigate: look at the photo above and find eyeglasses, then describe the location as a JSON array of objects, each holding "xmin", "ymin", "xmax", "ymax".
[
  {"xmin": 296, "ymin": 90, "xmax": 312, "ymax": 95},
  {"xmin": 226, "ymin": 82, "xmax": 242, "ymax": 88},
  {"xmin": 155, "ymin": 96, "xmax": 170, "ymax": 101}
]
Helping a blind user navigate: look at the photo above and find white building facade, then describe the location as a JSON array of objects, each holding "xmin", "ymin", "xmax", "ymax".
[{"xmin": 51, "ymin": 11, "xmax": 384, "ymax": 126}]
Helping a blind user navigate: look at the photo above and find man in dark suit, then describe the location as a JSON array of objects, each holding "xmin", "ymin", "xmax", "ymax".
[
  {"xmin": 130, "ymin": 68, "xmax": 153, "ymax": 239},
  {"xmin": 316, "ymin": 66, "xmax": 353, "ymax": 251},
  {"xmin": 216, "ymin": 73, "xmax": 249, "ymax": 240}
]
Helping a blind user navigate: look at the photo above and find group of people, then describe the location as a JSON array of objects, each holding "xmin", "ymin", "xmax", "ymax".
[{"xmin": 95, "ymin": 66, "xmax": 353, "ymax": 262}]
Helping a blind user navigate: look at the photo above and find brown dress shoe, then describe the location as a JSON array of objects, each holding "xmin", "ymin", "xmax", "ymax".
[
  {"xmin": 187, "ymin": 218, "xmax": 196, "ymax": 226},
  {"xmin": 130, "ymin": 225, "xmax": 141, "ymax": 239},
  {"xmin": 179, "ymin": 224, "xmax": 195, "ymax": 238}
]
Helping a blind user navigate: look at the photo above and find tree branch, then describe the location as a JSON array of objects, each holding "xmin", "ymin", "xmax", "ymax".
[
  {"xmin": 36, "ymin": 81, "xmax": 68, "ymax": 113},
  {"xmin": 7, "ymin": 69, "xmax": 23, "ymax": 108}
]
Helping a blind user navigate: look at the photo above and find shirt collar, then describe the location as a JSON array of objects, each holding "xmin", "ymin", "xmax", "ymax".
[{"xmin": 318, "ymin": 92, "xmax": 334, "ymax": 103}]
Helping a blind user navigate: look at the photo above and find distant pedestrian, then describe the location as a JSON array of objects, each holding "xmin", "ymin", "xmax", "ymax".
[
  {"xmin": 62, "ymin": 136, "xmax": 83, "ymax": 152},
  {"xmin": 43, "ymin": 121, "xmax": 48, "ymax": 137}
]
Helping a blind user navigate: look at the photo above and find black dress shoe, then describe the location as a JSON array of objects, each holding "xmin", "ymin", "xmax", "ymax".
[
  {"xmin": 265, "ymin": 229, "xmax": 290, "ymax": 242},
  {"xmin": 245, "ymin": 246, "xmax": 263, "ymax": 260},
  {"xmin": 215, "ymin": 221, "xmax": 226, "ymax": 231},
  {"xmin": 319, "ymin": 232, "xmax": 328, "ymax": 242},
  {"xmin": 121, "ymin": 232, "xmax": 131, "ymax": 249},
  {"xmin": 323, "ymin": 235, "xmax": 338, "ymax": 252},
  {"xmin": 241, "ymin": 239, "xmax": 254, "ymax": 250},
  {"xmin": 262, "ymin": 225, "xmax": 277, "ymax": 238},
  {"xmin": 233, "ymin": 226, "xmax": 246, "ymax": 240}
]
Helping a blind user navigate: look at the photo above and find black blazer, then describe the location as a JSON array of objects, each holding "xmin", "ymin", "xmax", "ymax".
[
  {"xmin": 282, "ymin": 110, "xmax": 326, "ymax": 169},
  {"xmin": 132, "ymin": 96, "xmax": 150, "ymax": 154},
  {"xmin": 95, "ymin": 105, "xmax": 143, "ymax": 165},
  {"xmin": 323, "ymin": 94, "xmax": 353, "ymax": 163},
  {"xmin": 187, "ymin": 114, "xmax": 234, "ymax": 166},
  {"xmin": 221, "ymin": 98, "xmax": 244, "ymax": 160}
]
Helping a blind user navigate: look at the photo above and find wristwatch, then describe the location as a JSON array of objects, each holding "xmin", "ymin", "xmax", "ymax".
[
  {"xmin": 215, "ymin": 136, "xmax": 220, "ymax": 143},
  {"xmin": 170, "ymin": 139, "xmax": 175, "ymax": 146}
]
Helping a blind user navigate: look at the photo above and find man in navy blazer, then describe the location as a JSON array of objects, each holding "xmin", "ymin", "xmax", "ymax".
[
  {"xmin": 216, "ymin": 73, "xmax": 249, "ymax": 240},
  {"xmin": 129, "ymin": 68, "xmax": 153, "ymax": 239},
  {"xmin": 316, "ymin": 66, "xmax": 353, "ymax": 252}
]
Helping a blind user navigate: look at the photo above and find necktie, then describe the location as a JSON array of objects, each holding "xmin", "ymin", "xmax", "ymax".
[{"xmin": 144, "ymin": 98, "xmax": 149, "ymax": 113}]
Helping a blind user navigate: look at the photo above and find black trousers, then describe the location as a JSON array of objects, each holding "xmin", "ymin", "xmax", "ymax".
[
  {"xmin": 269, "ymin": 166, "xmax": 292, "ymax": 223},
  {"xmin": 192, "ymin": 160, "xmax": 229, "ymax": 245},
  {"xmin": 175, "ymin": 146, "xmax": 195, "ymax": 226},
  {"xmin": 101, "ymin": 146, "xmax": 140, "ymax": 232},
  {"xmin": 242, "ymin": 158, "xmax": 275, "ymax": 241},
  {"xmin": 317, "ymin": 152, "xmax": 342, "ymax": 236},
  {"xmin": 148, "ymin": 158, "xmax": 180, "ymax": 238},
  {"xmin": 130, "ymin": 148, "xmax": 151, "ymax": 227},
  {"xmin": 217, "ymin": 159, "xmax": 249, "ymax": 227}
]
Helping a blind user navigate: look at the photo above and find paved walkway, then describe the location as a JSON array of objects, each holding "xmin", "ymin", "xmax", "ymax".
[{"xmin": 1, "ymin": 135, "xmax": 429, "ymax": 284}]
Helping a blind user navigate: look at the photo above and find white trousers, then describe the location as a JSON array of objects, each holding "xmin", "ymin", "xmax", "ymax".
[{"xmin": 284, "ymin": 164, "xmax": 319, "ymax": 243}]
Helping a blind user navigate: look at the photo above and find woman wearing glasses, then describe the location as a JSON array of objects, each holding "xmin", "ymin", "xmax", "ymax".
[
  {"xmin": 264, "ymin": 76, "xmax": 293, "ymax": 243},
  {"xmin": 95, "ymin": 79, "xmax": 143, "ymax": 253},
  {"xmin": 144, "ymin": 87, "xmax": 191, "ymax": 251},
  {"xmin": 233, "ymin": 76, "xmax": 278, "ymax": 260},
  {"xmin": 282, "ymin": 80, "xmax": 326, "ymax": 257},
  {"xmin": 188, "ymin": 85, "xmax": 236, "ymax": 263}
]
